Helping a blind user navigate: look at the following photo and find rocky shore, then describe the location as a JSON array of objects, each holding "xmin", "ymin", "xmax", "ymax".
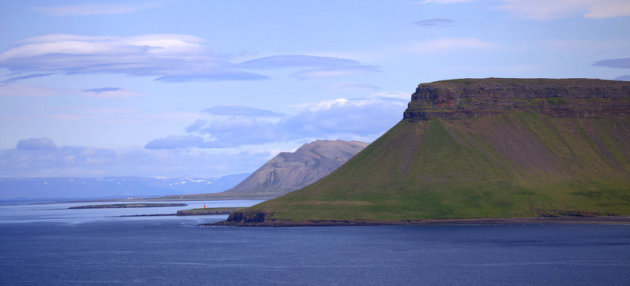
[
  {"xmin": 176, "ymin": 207, "xmax": 241, "ymax": 216},
  {"xmin": 214, "ymin": 212, "xmax": 630, "ymax": 227}
]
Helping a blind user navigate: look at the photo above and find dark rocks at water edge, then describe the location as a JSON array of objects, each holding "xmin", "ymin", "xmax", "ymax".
[
  {"xmin": 176, "ymin": 207, "xmax": 241, "ymax": 216},
  {"xmin": 69, "ymin": 203, "xmax": 187, "ymax": 209},
  {"xmin": 219, "ymin": 210, "xmax": 630, "ymax": 227},
  {"xmin": 120, "ymin": 207, "xmax": 241, "ymax": 217}
]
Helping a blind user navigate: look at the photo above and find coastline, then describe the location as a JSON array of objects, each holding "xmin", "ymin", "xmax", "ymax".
[
  {"xmin": 209, "ymin": 216, "xmax": 630, "ymax": 227},
  {"xmin": 69, "ymin": 203, "xmax": 187, "ymax": 209}
]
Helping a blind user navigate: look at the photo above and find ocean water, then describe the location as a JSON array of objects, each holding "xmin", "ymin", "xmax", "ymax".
[{"xmin": 1, "ymin": 202, "xmax": 629, "ymax": 285}]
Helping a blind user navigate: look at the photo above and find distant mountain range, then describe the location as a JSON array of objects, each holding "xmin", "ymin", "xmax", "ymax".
[
  {"xmin": 226, "ymin": 78, "xmax": 630, "ymax": 225},
  {"xmin": 0, "ymin": 174, "xmax": 248, "ymax": 201},
  {"xmin": 163, "ymin": 140, "xmax": 368, "ymax": 200}
]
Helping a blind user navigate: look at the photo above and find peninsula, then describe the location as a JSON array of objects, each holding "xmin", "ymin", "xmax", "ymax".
[{"xmin": 222, "ymin": 78, "xmax": 630, "ymax": 226}]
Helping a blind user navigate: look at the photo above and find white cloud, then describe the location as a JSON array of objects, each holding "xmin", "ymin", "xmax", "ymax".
[
  {"xmin": 153, "ymin": 94, "xmax": 409, "ymax": 148},
  {"xmin": 0, "ymin": 34, "xmax": 375, "ymax": 82},
  {"xmin": 495, "ymin": 0, "xmax": 630, "ymax": 20},
  {"xmin": 282, "ymin": 96, "xmax": 407, "ymax": 140},
  {"xmin": 407, "ymin": 38, "xmax": 493, "ymax": 54},
  {"xmin": 3, "ymin": 94, "xmax": 411, "ymax": 177},
  {"xmin": 369, "ymin": 91, "xmax": 411, "ymax": 100},
  {"xmin": 30, "ymin": 2, "xmax": 162, "ymax": 16},
  {"xmin": 0, "ymin": 34, "xmax": 267, "ymax": 82}
]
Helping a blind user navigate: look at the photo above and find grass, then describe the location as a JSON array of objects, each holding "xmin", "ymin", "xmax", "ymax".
[{"xmin": 239, "ymin": 111, "xmax": 630, "ymax": 223}]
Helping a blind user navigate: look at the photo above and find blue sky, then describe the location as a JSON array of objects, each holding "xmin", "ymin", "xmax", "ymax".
[{"xmin": 1, "ymin": 0, "xmax": 629, "ymax": 177}]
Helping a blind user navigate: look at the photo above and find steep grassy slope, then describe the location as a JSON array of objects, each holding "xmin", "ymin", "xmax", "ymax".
[{"xmin": 227, "ymin": 78, "xmax": 630, "ymax": 224}]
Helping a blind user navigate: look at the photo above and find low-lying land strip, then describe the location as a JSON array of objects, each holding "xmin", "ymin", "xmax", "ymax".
[
  {"xmin": 69, "ymin": 203, "xmax": 187, "ymax": 209},
  {"xmin": 213, "ymin": 214, "xmax": 630, "ymax": 227},
  {"xmin": 176, "ymin": 207, "xmax": 241, "ymax": 216}
]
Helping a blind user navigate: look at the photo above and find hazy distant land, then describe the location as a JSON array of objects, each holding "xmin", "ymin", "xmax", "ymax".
[{"xmin": 69, "ymin": 203, "xmax": 187, "ymax": 209}]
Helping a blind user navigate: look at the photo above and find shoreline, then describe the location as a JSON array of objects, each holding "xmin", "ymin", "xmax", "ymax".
[
  {"xmin": 69, "ymin": 203, "xmax": 187, "ymax": 209},
  {"xmin": 209, "ymin": 216, "xmax": 630, "ymax": 227}
]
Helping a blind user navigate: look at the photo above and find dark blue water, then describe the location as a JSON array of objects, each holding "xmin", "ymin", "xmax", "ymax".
[{"xmin": 1, "ymin": 220, "xmax": 629, "ymax": 285}]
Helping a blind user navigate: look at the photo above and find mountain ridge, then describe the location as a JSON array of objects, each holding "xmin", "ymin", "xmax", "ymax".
[{"xmin": 164, "ymin": 140, "xmax": 367, "ymax": 200}]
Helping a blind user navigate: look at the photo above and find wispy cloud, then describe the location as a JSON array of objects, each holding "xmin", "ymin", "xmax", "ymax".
[
  {"xmin": 291, "ymin": 66, "xmax": 380, "ymax": 79},
  {"xmin": 495, "ymin": 0, "xmax": 630, "ymax": 20},
  {"xmin": 593, "ymin": 57, "xmax": 630, "ymax": 69},
  {"xmin": 0, "ymin": 84, "xmax": 65, "ymax": 97},
  {"xmin": 0, "ymin": 73, "xmax": 53, "ymax": 85},
  {"xmin": 30, "ymin": 2, "xmax": 162, "ymax": 16},
  {"xmin": 545, "ymin": 39, "xmax": 630, "ymax": 50},
  {"xmin": 147, "ymin": 118, "xmax": 280, "ymax": 149},
  {"xmin": 239, "ymin": 55, "xmax": 361, "ymax": 69},
  {"xmin": 240, "ymin": 55, "xmax": 379, "ymax": 79},
  {"xmin": 0, "ymin": 35, "xmax": 372, "ymax": 82},
  {"xmin": 324, "ymin": 82, "xmax": 382, "ymax": 92},
  {"xmin": 0, "ymin": 34, "xmax": 266, "ymax": 82},
  {"xmin": 204, "ymin": 106, "xmax": 286, "ymax": 118},
  {"xmin": 83, "ymin": 87, "xmax": 121, "ymax": 94},
  {"xmin": 407, "ymin": 37, "xmax": 493, "ymax": 54},
  {"xmin": 81, "ymin": 87, "xmax": 145, "ymax": 98},
  {"xmin": 155, "ymin": 72, "xmax": 269, "ymax": 82},
  {"xmin": 414, "ymin": 18, "xmax": 455, "ymax": 27},
  {"xmin": 0, "ymin": 83, "xmax": 144, "ymax": 98}
]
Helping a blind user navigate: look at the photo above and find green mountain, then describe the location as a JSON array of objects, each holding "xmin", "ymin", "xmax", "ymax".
[{"xmin": 226, "ymin": 78, "xmax": 630, "ymax": 225}]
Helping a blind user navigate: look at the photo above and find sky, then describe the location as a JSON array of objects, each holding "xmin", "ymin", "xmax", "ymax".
[{"xmin": 1, "ymin": 0, "xmax": 629, "ymax": 178}]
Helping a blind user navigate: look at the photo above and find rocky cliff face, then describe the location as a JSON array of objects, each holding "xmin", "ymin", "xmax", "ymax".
[
  {"xmin": 224, "ymin": 140, "xmax": 368, "ymax": 197},
  {"xmin": 404, "ymin": 78, "xmax": 630, "ymax": 121}
]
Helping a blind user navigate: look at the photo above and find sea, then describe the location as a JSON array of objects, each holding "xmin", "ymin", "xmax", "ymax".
[{"xmin": 1, "ymin": 200, "xmax": 629, "ymax": 285}]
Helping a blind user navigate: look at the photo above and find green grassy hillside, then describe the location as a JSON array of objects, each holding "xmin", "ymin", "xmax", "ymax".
[{"xmin": 226, "ymin": 79, "xmax": 630, "ymax": 224}]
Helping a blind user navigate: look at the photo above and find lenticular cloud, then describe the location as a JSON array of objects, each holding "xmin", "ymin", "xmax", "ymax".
[{"xmin": 0, "ymin": 34, "xmax": 264, "ymax": 81}]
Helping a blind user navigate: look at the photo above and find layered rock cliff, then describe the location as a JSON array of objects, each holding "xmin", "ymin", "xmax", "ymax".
[{"xmin": 404, "ymin": 78, "xmax": 630, "ymax": 120}]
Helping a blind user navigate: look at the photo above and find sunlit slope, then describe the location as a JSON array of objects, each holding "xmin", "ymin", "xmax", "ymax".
[{"xmin": 229, "ymin": 78, "xmax": 630, "ymax": 223}]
